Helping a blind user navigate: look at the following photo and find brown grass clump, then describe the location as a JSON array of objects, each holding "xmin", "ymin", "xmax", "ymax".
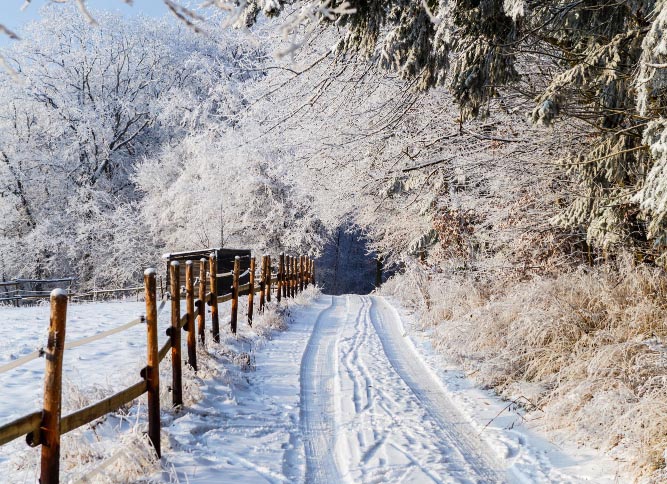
[{"xmin": 382, "ymin": 257, "xmax": 667, "ymax": 478}]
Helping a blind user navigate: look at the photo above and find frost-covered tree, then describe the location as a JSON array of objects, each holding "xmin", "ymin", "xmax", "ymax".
[
  {"xmin": 0, "ymin": 7, "xmax": 263, "ymax": 287},
  {"xmin": 22, "ymin": 0, "xmax": 667, "ymax": 262},
  {"xmin": 234, "ymin": 28, "xmax": 579, "ymax": 278},
  {"xmin": 134, "ymin": 129, "xmax": 327, "ymax": 258}
]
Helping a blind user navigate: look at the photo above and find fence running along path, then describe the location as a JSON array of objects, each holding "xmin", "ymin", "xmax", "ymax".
[{"xmin": 0, "ymin": 252, "xmax": 315, "ymax": 484}]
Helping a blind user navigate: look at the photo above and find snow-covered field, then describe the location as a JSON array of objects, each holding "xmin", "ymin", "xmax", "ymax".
[
  {"xmin": 0, "ymin": 293, "xmax": 626, "ymax": 482},
  {"xmin": 0, "ymin": 300, "xmax": 173, "ymax": 424}
]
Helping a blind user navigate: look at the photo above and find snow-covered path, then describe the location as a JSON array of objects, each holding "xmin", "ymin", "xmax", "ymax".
[
  {"xmin": 163, "ymin": 294, "xmax": 622, "ymax": 483},
  {"xmin": 301, "ymin": 295, "xmax": 501, "ymax": 483}
]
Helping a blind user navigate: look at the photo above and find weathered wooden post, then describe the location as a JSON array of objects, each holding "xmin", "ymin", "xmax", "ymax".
[
  {"xmin": 284, "ymin": 256, "xmax": 290, "ymax": 299},
  {"xmin": 40, "ymin": 289, "xmax": 68, "ymax": 484},
  {"xmin": 305, "ymin": 256, "xmax": 309, "ymax": 290},
  {"xmin": 292, "ymin": 256, "xmax": 297, "ymax": 298},
  {"xmin": 259, "ymin": 255, "xmax": 266, "ymax": 313},
  {"xmin": 295, "ymin": 256, "xmax": 299, "ymax": 297},
  {"xmin": 169, "ymin": 261, "xmax": 183, "ymax": 407},
  {"xmin": 277, "ymin": 253, "xmax": 284, "ymax": 303},
  {"xmin": 231, "ymin": 256, "xmax": 240, "ymax": 334},
  {"xmin": 248, "ymin": 256, "xmax": 255, "ymax": 327},
  {"xmin": 197, "ymin": 258, "xmax": 207, "ymax": 345},
  {"xmin": 289, "ymin": 256, "xmax": 294, "ymax": 298},
  {"xmin": 305, "ymin": 258, "xmax": 311, "ymax": 288},
  {"xmin": 300, "ymin": 256, "xmax": 305, "ymax": 293},
  {"xmin": 283, "ymin": 255, "xmax": 289, "ymax": 299},
  {"xmin": 294, "ymin": 256, "xmax": 299, "ymax": 294},
  {"xmin": 266, "ymin": 255, "xmax": 272, "ymax": 303},
  {"xmin": 185, "ymin": 260, "xmax": 196, "ymax": 372},
  {"xmin": 144, "ymin": 269, "xmax": 161, "ymax": 458},
  {"xmin": 209, "ymin": 252, "xmax": 220, "ymax": 343},
  {"xmin": 159, "ymin": 275, "xmax": 164, "ymax": 300}
]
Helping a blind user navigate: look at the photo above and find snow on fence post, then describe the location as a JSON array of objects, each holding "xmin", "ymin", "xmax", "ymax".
[
  {"xmin": 40, "ymin": 289, "xmax": 67, "ymax": 484},
  {"xmin": 277, "ymin": 253, "xmax": 284, "ymax": 303},
  {"xmin": 198, "ymin": 258, "xmax": 207, "ymax": 345},
  {"xmin": 259, "ymin": 255, "xmax": 266, "ymax": 313},
  {"xmin": 169, "ymin": 261, "xmax": 183, "ymax": 407},
  {"xmin": 231, "ymin": 256, "xmax": 240, "ymax": 334},
  {"xmin": 143, "ymin": 269, "xmax": 161, "ymax": 458},
  {"xmin": 185, "ymin": 260, "xmax": 197, "ymax": 372},
  {"xmin": 209, "ymin": 253, "xmax": 220, "ymax": 343},
  {"xmin": 266, "ymin": 255, "xmax": 272, "ymax": 303},
  {"xmin": 248, "ymin": 257, "xmax": 255, "ymax": 326}
]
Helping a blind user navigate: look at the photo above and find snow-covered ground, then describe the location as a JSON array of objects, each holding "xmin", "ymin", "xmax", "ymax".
[
  {"xmin": 0, "ymin": 293, "xmax": 626, "ymax": 482},
  {"xmin": 0, "ymin": 300, "xmax": 172, "ymax": 424},
  {"xmin": 159, "ymin": 294, "xmax": 627, "ymax": 483}
]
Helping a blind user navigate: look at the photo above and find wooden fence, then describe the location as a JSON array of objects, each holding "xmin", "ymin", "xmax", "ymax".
[
  {"xmin": 0, "ymin": 278, "xmax": 77, "ymax": 306},
  {"xmin": 0, "ymin": 278, "xmax": 149, "ymax": 306},
  {"xmin": 0, "ymin": 252, "xmax": 315, "ymax": 484}
]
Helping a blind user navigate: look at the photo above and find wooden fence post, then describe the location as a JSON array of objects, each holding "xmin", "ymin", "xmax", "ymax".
[
  {"xmin": 295, "ymin": 256, "xmax": 299, "ymax": 294},
  {"xmin": 283, "ymin": 255, "xmax": 289, "ymax": 299},
  {"xmin": 277, "ymin": 253, "xmax": 284, "ymax": 303},
  {"xmin": 266, "ymin": 254, "xmax": 271, "ymax": 302},
  {"xmin": 300, "ymin": 256, "xmax": 305, "ymax": 293},
  {"xmin": 284, "ymin": 256, "xmax": 289, "ymax": 299},
  {"xmin": 40, "ymin": 289, "xmax": 68, "ymax": 484},
  {"xmin": 248, "ymin": 257, "xmax": 255, "ymax": 327},
  {"xmin": 295, "ymin": 256, "xmax": 299, "ymax": 297},
  {"xmin": 198, "ymin": 258, "xmax": 207, "ymax": 345},
  {"xmin": 185, "ymin": 260, "xmax": 196, "ymax": 372},
  {"xmin": 311, "ymin": 259, "xmax": 316, "ymax": 286},
  {"xmin": 292, "ymin": 256, "xmax": 297, "ymax": 298},
  {"xmin": 209, "ymin": 252, "xmax": 220, "ymax": 343},
  {"xmin": 231, "ymin": 256, "xmax": 240, "ymax": 334},
  {"xmin": 306, "ymin": 257, "xmax": 309, "ymax": 289},
  {"xmin": 288, "ymin": 256, "xmax": 293, "ymax": 298},
  {"xmin": 144, "ymin": 269, "xmax": 161, "ymax": 458},
  {"xmin": 169, "ymin": 261, "xmax": 183, "ymax": 407},
  {"xmin": 259, "ymin": 255, "xmax": 266, "ymax": 313}
]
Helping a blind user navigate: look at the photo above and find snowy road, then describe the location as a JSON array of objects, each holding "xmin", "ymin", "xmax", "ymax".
[
  {"xmin": 163, "ymin": 293, "xmax": 621, "ymax": 483},
  {"xmin": 301, "ymin": 295, "xmax": 502, "ymax": 483}
]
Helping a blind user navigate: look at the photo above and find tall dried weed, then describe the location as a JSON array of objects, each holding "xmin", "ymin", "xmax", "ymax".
[{"xmin": 382, "ymin": 257, "xmax": 667, "ymax": 478}]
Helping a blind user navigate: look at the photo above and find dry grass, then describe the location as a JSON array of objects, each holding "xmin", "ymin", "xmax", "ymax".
[{"xmin": 382, "ymin": 257, "xmax": 667, "ymax": 480}]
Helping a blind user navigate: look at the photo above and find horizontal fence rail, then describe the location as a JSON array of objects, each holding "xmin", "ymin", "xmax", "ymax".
[{"xmin": 0, "ymin": 251, "xmax": 315, "ymax": 484}]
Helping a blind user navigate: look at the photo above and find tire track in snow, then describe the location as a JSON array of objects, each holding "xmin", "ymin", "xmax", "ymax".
[
  {"xmin": 368, "ymin": 295, "xmax": 506, "ymax": 483},
  {"xmin": 299, "ymin": 295, "xmax": 346, "ymax": 483},
  {"xmin": 300, "ymin": 294, "xmax": 509, "ymax": 482}
]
